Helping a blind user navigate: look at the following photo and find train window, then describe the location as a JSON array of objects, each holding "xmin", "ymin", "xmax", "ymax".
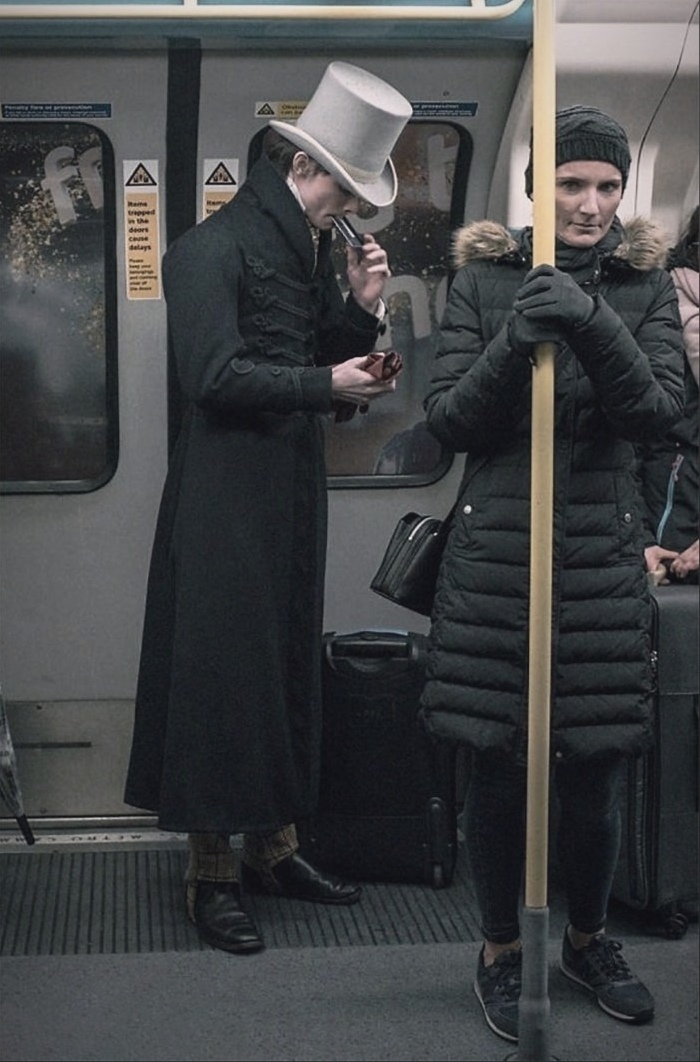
[
  {"xmin": 248, "ymin": 120, "xmax": 472, "ymax": 488},
  {"xmin": 0, "ymin": 122, "xmax": 118, "ymax": 493}
]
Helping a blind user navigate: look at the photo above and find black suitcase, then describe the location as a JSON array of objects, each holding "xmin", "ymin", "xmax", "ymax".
[
  {"xmin": 299, "ymin": 630, "xmax": 459, "ymax": 888},
  {"xmin": 611, "ymin": 584, "xmax": 699, "ymax": 937}
]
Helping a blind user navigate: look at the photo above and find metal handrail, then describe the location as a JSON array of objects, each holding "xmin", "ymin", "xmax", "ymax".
[{"xmin": 0, "ymin": 0, "xmax": 528, "ymax": 23}]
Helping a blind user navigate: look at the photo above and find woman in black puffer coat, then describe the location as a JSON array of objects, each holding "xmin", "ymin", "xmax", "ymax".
[{"xmin": 419, "ymin": 107, "xmax": 685, "ymax": 1045}]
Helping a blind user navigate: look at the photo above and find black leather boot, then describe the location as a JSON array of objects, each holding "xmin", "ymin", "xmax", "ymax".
[
  {"xmin": 188, "ymin": 881, "xmax": 264, "ymax": 954},
  {"xmin": 242, "ymin": 852, "xmax": 361, "ymax": 905}
]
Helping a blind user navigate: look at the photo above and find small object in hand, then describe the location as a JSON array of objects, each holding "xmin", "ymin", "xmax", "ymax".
[
  {"xmin": 647, "ymin": 566, "xmax": 669, "ymax": 587},
  {"xmin": 332, "ymin": 215, "xmax": 364, "ymax": 255},
  {"xmin": 364, "ymin": 349, "xmax": 403, "ymax": 380}
]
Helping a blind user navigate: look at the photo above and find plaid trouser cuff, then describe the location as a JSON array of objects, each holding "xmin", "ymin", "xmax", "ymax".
[
  {"xmin": 185, "ymin": 832, "xmax": 238, "ymax": 884},
  {"xmin": 242, "ymin": 823, "xmax": 298, "ymax": 872},
  {"xmin": 185, "ymin": 823, "xmax": 299, "ymax": 883}
]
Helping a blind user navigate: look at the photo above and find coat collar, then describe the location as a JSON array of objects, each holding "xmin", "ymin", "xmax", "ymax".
[
  {"xmin": 451, "ymin": 214, "xmax": 671, "ymax": 274},
  {"xmin": 242, "ymin": 155, "xmax": 332, "ymax": 275}
]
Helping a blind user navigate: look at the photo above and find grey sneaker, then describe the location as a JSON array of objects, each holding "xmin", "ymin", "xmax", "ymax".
[
  {"xmin": 473, "ymin": 946, "xmax": 521, "ymax": 1043},
  {"xmin": 559, "ymin": 929, "xmax": 654, "ymax": 1024}
]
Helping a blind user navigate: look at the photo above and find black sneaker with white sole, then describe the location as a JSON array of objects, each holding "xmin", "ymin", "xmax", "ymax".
[
  {"xmin": 473, "ymin": 946, "xmax": 522, "ymax": 1043},
  {"xmin": 559, "ymin": 929, "xmax": 654, "ymax": 1024}
]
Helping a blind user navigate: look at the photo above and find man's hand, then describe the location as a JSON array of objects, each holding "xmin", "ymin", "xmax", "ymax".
[
  {"xmin": 346, "ymin": 233, "xmax": 391, "ymax": 316},
  {"xmin": 670, "ymin": 539, "xmax": 699, "ymax": 580},
  {"xmin": 644, "ymin": 544, "xmax": 680, "ymax": 585},
  {"xmin": 331, "ymin": 354, "xmax": 399, "ymax": 405}
]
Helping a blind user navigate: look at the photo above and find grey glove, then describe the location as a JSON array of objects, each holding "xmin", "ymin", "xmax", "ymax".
[
  {"xmin": 513, "ymin": 264, "xmax": 595, "ymax": 330},
  {"xmin": 508, "ymin": 310, "xmax": 560, "ymax": 354}
]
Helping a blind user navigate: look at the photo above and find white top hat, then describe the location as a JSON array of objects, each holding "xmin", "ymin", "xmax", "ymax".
[{"xmin": 269, "ymin": 62, "xmax": 412, "ymax": 208}]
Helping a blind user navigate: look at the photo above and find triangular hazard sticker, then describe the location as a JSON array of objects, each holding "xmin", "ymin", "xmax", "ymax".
[
  {"xmin": 126, "ymin": 163, "xmax": 157, "ymax": 187},
  {"xmin": 205, "ymin": 163, "xmax": 237, "ymax": 186},
  {"xmin": 256, "ymin": 103, "xmax": 275, "ymax": 116}
]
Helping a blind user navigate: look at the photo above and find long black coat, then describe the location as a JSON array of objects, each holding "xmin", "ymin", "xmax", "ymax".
[
  {"xmin": 420, "ymin": 217, "xmax": 685, "ymax": 764},
  {"xmin": 124, "ymin": 156, "xmax": 381, "ymax": 833}
]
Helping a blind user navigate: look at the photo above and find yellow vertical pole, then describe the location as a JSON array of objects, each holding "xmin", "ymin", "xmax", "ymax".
[
  {"xmin": 526, "ymin": 0, "xmax": 556, "ymax": 916},
  {"xmin": 517, "ymin": 1, "xmax": 556, "ymax": 1057}
]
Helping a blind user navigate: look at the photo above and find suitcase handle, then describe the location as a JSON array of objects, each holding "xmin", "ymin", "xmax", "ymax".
[{"xmin": 324, "ymin": 630, "xmax": 422, "ymax": 668}]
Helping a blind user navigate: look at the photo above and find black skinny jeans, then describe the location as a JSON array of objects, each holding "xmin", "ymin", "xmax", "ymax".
[{"xmin": 465, "ymin": 749, "xmax": 626, "ymax": 944}]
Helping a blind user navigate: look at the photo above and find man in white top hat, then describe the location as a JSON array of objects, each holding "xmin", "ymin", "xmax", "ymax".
[{"xmin": 124, "ymin": 62, "xmax": 412, "ymax": 954}]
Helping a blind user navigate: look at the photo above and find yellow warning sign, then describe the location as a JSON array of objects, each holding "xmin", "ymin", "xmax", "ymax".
[
  {"xmin": 202, "ymin": 158, "xmax": 239, "ymax": 220},
  {"xmin": 255, "ymin": 100, "xmax": 307, "ymax": 120},
  {"xmin": 123, "ymin": 160, "xmax": 161, "ymax": 300}
]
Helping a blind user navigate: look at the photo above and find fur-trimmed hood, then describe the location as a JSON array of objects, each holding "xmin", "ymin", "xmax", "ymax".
[{"xmin": 451, "ymin": 216, "xmax": 671, "ymax": 273}]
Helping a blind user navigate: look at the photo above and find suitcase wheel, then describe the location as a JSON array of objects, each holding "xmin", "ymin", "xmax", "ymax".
[
  {"xmin": 661, "ymin": 907, "xmax": 689, "ymax": 940},
  {"xmin": 431, "ymin": 863, "xmax": 446, "ymax": 889}
]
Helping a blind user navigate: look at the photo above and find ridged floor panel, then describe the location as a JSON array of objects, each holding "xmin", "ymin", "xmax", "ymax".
[{"xmin": 0, "ymin": 844, "xmax": 483, "ymax": 956}]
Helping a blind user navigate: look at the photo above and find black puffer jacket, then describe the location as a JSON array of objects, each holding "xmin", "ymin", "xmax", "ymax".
[{"xmin": 419, "ymin": 217, "xmax": 685, "ymax": 763}]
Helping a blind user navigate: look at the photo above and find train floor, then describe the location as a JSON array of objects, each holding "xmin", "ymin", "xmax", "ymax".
[{"xmin": 0, "ymin": 830, "xmax": 697, "ymax": 1062}]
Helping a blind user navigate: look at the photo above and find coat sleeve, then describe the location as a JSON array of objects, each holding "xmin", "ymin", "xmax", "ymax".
[
  {"xmin": 672, "ymin": 266, "xmax": 700, "ymax": 387},
  {"xmin": 423, "ymin": 264, "xmax": 532, "ymax": 453},
  {"xmin": 563, "ymin": 269, "xmax": 685, "ymax": 442}
]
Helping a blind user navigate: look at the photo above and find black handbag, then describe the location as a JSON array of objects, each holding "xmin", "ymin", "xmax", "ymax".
[{"xmin": 370, "ymin": 506, "xmax": 455, "ymax": 616}]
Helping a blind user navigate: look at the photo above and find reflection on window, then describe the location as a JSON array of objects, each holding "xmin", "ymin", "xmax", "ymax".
[
  {"xmin": 324, "ymin": 121, "xmax": 471, "ymax": 486},
  {"xmin": 0, "ymin": 122, "xmax": 118, "ymax": 493}
]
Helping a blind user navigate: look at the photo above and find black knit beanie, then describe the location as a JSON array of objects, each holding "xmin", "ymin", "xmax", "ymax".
[{"xmin": 524, "ymin": 105, "xmax": 631, "ymax": 197}]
